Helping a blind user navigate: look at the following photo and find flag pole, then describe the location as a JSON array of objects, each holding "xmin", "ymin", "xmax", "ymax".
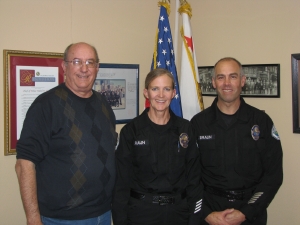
[{"xmin": 174, "ymin": 0, "xmax": 180, "ymax": 58}]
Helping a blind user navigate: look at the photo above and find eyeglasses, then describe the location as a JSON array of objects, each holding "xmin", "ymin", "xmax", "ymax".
[{"xmin": 65, "ymin": 59, "xmax": 98, "ymax": 68}]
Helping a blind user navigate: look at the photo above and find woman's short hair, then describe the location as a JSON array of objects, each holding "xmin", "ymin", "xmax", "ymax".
[{"xmin": 145, "ymin": 68, "xmax": 175, "ymax": 89}]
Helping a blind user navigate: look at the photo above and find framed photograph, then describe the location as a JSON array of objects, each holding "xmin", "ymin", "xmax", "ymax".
[
  {"xmin": 198, "ymin": 64, "xmax": 280, "ymax": 98},
  {"xmin": 291, "ymin": 54, "xmax": 300, "ymax": 133},
  {"xmin": 3, "ymin": 50, "xmax": 64, "ymax": 155},
  {"xmin": 93, "ymin": 63, "xmax": 139, "ymax": 124}
]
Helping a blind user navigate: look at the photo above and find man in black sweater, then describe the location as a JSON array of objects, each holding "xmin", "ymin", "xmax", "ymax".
[{"xmin": 15, "ymin": 42, "xmax": 117, "ymax": 225}]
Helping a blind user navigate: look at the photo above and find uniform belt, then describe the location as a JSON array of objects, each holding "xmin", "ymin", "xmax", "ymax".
[
  {"xmin": 205, "ymin": 186, "xmax": 252, "ymax": 201},
  {"xmin": 130, "ymin": 189, "xmax": 186, "ymax": 205}
]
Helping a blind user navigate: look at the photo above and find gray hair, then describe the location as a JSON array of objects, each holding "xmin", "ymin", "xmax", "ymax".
[
  {"xmin": 212, "ymin": 57, "xmax": 244, "ymax": 79},
  {"xmin": 63, "ymin": 42, "xmax": 99, "ymax": 62}
]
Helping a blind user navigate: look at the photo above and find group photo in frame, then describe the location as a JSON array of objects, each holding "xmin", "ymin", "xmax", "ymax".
[
  {"xmin": 198, "ymin": 64, "xmax": 280, "ymax": 98},
  {"xmin": 93, "ymin": 63, "xmax": 139, "ymax": 124},
  {"xmin": 291, "ymin": 54, "xmax": 300, "ymax": 133},
  {"xmin": 3, "ymin": 50, "xmax": 64, "ymax": 155}
]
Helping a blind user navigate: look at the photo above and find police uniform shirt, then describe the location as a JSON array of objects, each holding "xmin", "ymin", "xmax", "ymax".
[
  {"xmin": 112, "ymin": 108, "xmax": 202, "ymax": 225},
  {"xmin": 191, "ymin": 97, "xmax": 283, "ymax": 222}
]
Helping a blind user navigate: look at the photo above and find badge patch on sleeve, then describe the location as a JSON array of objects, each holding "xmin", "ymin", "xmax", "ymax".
[
  {"xmin": 179, "ymin": 133, "xmax": 189, "ymax": 148},
  {"xmin": 271, "ymin": 125, "xmax": 280, "ymax": 140}
]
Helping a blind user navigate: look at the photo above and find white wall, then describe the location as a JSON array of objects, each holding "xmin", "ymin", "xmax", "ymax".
[{"xmin": 0, "ymin": 0, "xmax": 299, "ymax": 224}]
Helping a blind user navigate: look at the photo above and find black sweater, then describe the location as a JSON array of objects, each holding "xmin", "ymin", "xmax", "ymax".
[{"xmin": 17, "ymin": 83, "xmax": 117, "ymax": 219}]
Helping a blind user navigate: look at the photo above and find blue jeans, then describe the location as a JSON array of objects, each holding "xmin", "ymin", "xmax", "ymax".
[{"xmin": 41, "ymin": 210, "xmax": 111, "ymax": 225}]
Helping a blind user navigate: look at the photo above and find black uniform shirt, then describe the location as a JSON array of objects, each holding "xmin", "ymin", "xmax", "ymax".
[
  {"xmin": 191, "ymin": 97, "xmax": 283, "ymax": 222},
  {"xmin": 112, "ymin": 108, "xmax": 202, "ymax": 225}
]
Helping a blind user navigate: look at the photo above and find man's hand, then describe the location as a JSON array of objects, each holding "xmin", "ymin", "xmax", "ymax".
[
  {"xmin": 205, "ymin": 209, "xmax": 234, "ymax": 225},
  {"xmin": 224, "ymin": 209, "xmax": 246, "ymax": 225},
  {"xmin": 27, "ymin": 217, "xmax": 43, "ymax": 225}
]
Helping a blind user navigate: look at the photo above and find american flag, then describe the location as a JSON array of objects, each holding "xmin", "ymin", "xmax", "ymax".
[{"xmin": 148, "ymin": 2, "xmax": 183, "ymax": 117}]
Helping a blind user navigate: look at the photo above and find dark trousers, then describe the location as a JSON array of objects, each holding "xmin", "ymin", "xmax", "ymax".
[
  {"xmin": 127, "ymin": 196, "xmax": 190, "ymax": 225},
  {"xmin": 201, "ymin": 191, "xmax": 267, "ymax": 225}
]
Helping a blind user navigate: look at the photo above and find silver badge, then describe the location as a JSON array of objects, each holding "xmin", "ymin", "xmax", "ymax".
[
  {"xmin": 179, "ymin": 133, "xmax": 189, "ymax": 148},
  {"xmin": 251, "ymin": 125, "xmax": 260, "ymax": 141}
]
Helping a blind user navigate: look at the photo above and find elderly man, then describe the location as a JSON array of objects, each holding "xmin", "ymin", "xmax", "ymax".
[{"xmin": 15, "ymin": 42, "xmax": 117, "ymax": 225}]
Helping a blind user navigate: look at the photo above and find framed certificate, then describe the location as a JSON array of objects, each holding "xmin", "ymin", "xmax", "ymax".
[{"xmin": 3, "ymin": 50, "xmax": 64, "ymax": 155}]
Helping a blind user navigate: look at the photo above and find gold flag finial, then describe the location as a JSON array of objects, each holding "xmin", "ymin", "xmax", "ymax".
[
  {"xmin": 179, "ymin": 0, "xmax": 187, "ymax": 5},
  {"xmin": 178, "ymin": 0, "xmax": 192, "ymax": 18},
  {"xmin": 158, "ymin": 1, "xmax": 171, "ymax": 16}
]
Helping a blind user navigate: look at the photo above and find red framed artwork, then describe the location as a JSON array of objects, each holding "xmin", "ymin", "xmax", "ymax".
[{"xmin": 3, "ymin": 50, "xmax": 64, "ymax": 155}]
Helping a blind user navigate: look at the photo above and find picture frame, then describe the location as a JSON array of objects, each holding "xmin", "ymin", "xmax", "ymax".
[
  {"xmin": 94, "ymin": 63, "xmax": 139, "ymax": 124},
  {"xmin": 3, "ymin": 50, "xmax": 64, "ymax": 155},
  {"xmin": 291, "ymin": 54, "xmax": 300, "ymax": 133},
  {"xmin": 198, "ymin": 64, "xmax": 280, "ymax": 98}
]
